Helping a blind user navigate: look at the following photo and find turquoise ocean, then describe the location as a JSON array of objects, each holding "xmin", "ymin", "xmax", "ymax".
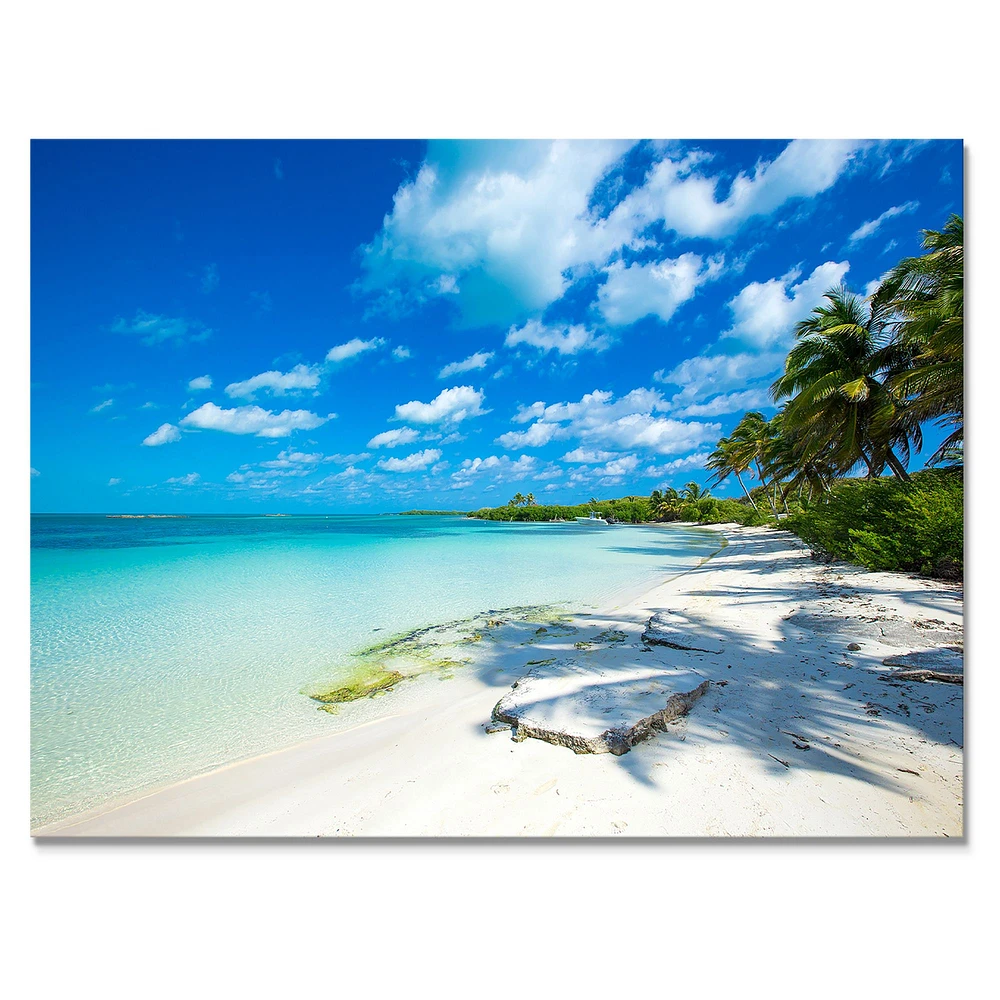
[{"xmin": 30, "ymin": 514, "xmax": 722, "ymax": 828}]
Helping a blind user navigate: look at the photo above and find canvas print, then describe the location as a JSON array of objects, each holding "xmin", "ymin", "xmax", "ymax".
[{"xmin": 30, "ymin": 139, "xmax": 964, "ymax": 837}]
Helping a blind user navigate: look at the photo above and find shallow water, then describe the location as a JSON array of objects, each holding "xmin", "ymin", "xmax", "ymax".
[{"xmin": 31, "ymin": 514, "xmax": 721, "ymax": 828}]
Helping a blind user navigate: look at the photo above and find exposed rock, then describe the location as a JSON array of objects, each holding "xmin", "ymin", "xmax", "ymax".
[
  {"xmin": 492, "ymin": 662, "xmax": 711, "ymax": 756},
  {"xmin": 641, "ymin": 612, "xmax": 723, "ymax": 654},
  {"xmin": 847, "ymin": 642, "xmax": 862, "ymax": 651}
]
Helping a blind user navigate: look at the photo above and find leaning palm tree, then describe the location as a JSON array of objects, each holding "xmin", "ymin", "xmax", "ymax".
[
  {"xmin": 872, "ymin": 214, "xmax": 963, "ymax": 461},
  {"xmin": 706, "ymin": 435, "xmax": 760, "ymax": 513},
  {"xmin": 771, "ymin": 285, "xmax": 919, "ymax": 481}
]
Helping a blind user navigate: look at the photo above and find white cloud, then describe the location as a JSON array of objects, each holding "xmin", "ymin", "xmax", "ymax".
[
  {"xmin": 848, "ymin": 201, "xmax": 919, "ymax": 245},
  {"xmin": 377, "ymin": 448, "xmax": 442, "ymax": 472},
  {"xmin": 656, "ymin": 351, "xmax": 786, "ymax": 404},
  {"xmin": 439, "ymin": 351, "xmax": 494, "ymax": 378},
  {"xmin": 392, "ymin": 345, "xmax": 411, "ymax": 360},
  {"xmin": 357, "ymin": 140, "xmax": 632, "ymax": 325},
  {"xmin": 675, "ymin": 388, "xmax": 772, "ymax": 417},
  {"xmin": 260, "ymin": 449, "xmax": 330, "ymax": 468},
  {"xmin": 355, "ymin": 139, "xmax": 866, "ymax": 327},
  {"xmin": 561, "ymin": 448, "xmax": 618, "ymax": 463},
  {"xmin": 224, "ymin": 364, "xmax": 320, "ymax": 399},
  {"xmin": 140, "ymin": 401, "xmax": 158, "ymax": 410},
  {"xmin": 368, "ymin": 427, "xmax": 420, "ymax": 449},
  {"xmin": 142, "ymin": 422, "xmax": 181, "ymax": 446},
  {"xmin": 451, "ymin": 454, "xmax": 538, "ymax": 487},
  {"xmin": 597, "ymin": 253, "xmax": 723, "ymax": 326},
  {"xmin": 394, "ymin": 385, "xmax": 487, "ymax": 425},
  {"xmin": 90, "ymin": 398, "xmax": 113, "ymax": 413},
  {"xmin": 108, "ymin": 477, "xmax": 122, "ymax": 486},
  {"xmin": 166, "ymin": 473, "xmax": 200, "ymax": 486},
  {"xmin": 188, "ymin": 375, "xmax": 213, "ymax": 391},
  {"xmin": 644, "ymin": 452, "xmax": 711, "ymax": 478},
  {"xmin": 505, "ymin": 320, "xmax": 611, "ymax": 355},
  {"xmin": 505, "ymin": 388, "xmax": 720, "ymax": 457},
  {"xmin": 610, "ymin": 139, "xmax": 864, "ymax": 240},
  {"xmin": 721, "ymin": 260, "xmax": 850, "ymax": 348},
  {"xmin": 30, "ymin": 467, "xmax": 40, "ymax": 477},
  {"xmin": 326, "ymin": 337, "xmax": 385, "ymax": 363},
  {"xmin": 201, "ymin": 263, "xmax": 219, "ymax": 294},
  {"xmin": 180, "ymin": 402, "xmax": 332, "ymax": 438},
  {"xmin": 112, "ymin": 310, "xmax": 211, "ymax": 345},
  {"xmin": 495, "ymin": 421, "xmax": 562, "ymax": 449}
]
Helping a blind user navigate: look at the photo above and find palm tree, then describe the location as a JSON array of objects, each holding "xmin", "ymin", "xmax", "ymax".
[
  {"xmin": 770, "ymin": 285, "xmax": 919, "ymax": 482},
  {"xmin": 706, "ymin": 436, "xmax": 761, "ymax": 514},
  {"xmin": 509, "ymin": 492, "xmax": 525, "ymax": 507},
  {"xmin": 873, "ymin": 215, "xmax": 963, "ymax": 461},
  {"xmin": 680, "ymin": 481, "xmax": 711, "ymax": 502},
  {"xmin": 525, "ymin": 492, "xmax": 536, "ymax": 505},
  {"xmin": 654, "ymin": 487, "xmax": 681, "ymax": 520}
]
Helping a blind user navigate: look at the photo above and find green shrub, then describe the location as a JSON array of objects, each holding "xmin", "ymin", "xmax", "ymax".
[{"xmin": 782, "ymin": 468, "xmax": 963, "ymax": 579}]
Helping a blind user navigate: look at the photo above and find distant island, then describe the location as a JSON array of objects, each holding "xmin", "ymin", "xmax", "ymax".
[
  {"xmin": 106, "ymin": 514, "xmax": 189, "ymax": 519},
  {"xmin": 392, "ymin": 510, "xmax": 468, "ymax": 516}
]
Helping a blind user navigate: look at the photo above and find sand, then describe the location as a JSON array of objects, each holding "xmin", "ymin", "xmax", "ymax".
[{"xmin": 35, "ymin": 524, "xmax": 964, "ymax": 838}]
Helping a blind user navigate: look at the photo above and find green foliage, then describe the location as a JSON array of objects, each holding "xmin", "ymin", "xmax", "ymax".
[
  {"xmin": 782, "ymin": 468, "xmax": 962, "ymax": 579},
  {"xmin": 469, "ymin": 495, "xmax": 654, "ymax": 524}
]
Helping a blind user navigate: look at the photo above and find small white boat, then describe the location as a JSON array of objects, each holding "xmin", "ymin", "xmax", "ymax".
[{"xmin": 575, "ymin": 511, "xmax": 609, "ymax": 526}]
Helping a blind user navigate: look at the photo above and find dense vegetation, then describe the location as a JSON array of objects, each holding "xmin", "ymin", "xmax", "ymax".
[
  {"xmin": 470, "ymin": 217, "xmax": 963, "ymax": 579},
  {"xmin": 784, "ymin": 468, "xmax": 963, "ymax": 578}
]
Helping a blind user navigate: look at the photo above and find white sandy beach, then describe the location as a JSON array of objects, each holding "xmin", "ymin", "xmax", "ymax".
[{"xmin": 36, "ymin": 524, "xmax": 964, "ymax": 838}]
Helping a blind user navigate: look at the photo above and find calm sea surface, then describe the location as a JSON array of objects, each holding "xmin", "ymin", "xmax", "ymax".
[{"xmin": 31, "ymin": 514, "xmax": 722, "ymax": 827}]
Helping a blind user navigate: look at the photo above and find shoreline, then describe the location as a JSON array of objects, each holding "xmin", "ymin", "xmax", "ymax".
[{"xmin": 36, "ymin": 524, "xmax": 963, "ymax": 837}]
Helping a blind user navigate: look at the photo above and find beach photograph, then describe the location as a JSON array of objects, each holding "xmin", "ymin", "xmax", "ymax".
[
  {"xmin": 29, "ymin": 137, "xmax": 965, "ymax": 838},
  {"xmin": 9, "ymin": 4, "xmax": 997, "ymax": 998}
]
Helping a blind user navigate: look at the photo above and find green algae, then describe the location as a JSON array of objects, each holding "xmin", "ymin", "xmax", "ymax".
[
  {"xmin": 303, "ymin": 603, "xmax": 573, "ymax": 713},
  {"xmin": 304, "ymin": 666, "xmax": 405, "ymax": 705}
]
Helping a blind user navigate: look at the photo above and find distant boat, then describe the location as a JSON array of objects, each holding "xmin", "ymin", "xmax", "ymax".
[{"xmin": 575, "ymin": 511, "xmax": 609, "ymax": 526}]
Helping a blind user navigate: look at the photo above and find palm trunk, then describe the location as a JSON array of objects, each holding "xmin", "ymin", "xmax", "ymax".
[
  {"xmin": 755, "ymin": 460, "xmax": 780, "ymax": 522},
  {"xmin": 884, "ymin": 448, "xmax": 911, "ymax": 482},
  {"xmin": 734, "ymin": 471, "xmax": 760, "ymax": 514}
]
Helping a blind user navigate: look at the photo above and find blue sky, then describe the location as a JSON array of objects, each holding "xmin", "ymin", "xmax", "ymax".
[{"xmin": 30, "ymin": 138, "xmax": 962, "ymax": 513}]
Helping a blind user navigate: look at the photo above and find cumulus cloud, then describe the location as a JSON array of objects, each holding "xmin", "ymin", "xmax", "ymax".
[
  {"xmin": 450, "ymin": 454, "xmax": 538, "ymax": 488},
  {"xmin": 224, "ymin": 364, "xmax": 320, "ymax": 399},
  {"xmin": 597, "ymin": 253, "xmax": 723, "ymax": 326},
  {"xmin": 721, "ymin": 260, "xmax": 850, "ymax": 348},
  {"xmin": 357, "ymin": 139, "xmax": 631, "ymax": 325},
  {"xmin": 394, "ymin": 385, "xmax": 487, "ymax": 425},
  {"xmin": 848, "ymin": 201, "xmax": 919, "ymax": 245},
  {"xmin": 644, "ymin": 452, "xmax": 712, "ymax": 478},
  {"xmin": 368, "ymin": 427, "xmax": 421, "ymax": 449},
  {"xmin": 376, "ymin": 448, "xmax": 442, "ymax": 472},
  {"xmin": 166, "ymin": 472, "xmax": 200, "ymax": 486},
  {"xmin": 180, "ymin": 402, "xmax": 332, "ymax": 438},
  {"xmin": 502, "ymin": 388, "xmax": 720, "ymax": 457},
  {"xmin": 610, "ymin": 139, "xmax": 864, "ymax": 240},
  {"xmin": 674, "ymin": 388, "xmax": 772, "ymax": 417},
  {"xmin": 561, "ymin": 448, "xmax": 618, "ymax": 464},
  {"xmin": 355, "ymin": 139, "xmax": 866, "ymax": 327},
  {"xmin": 142, "ymin": 422, "xmax": 181, "ymax": 446},
  {"xmin": 439, "ymin": 351, "xmax": 494, "ymax": 378},
  {"xmin": 112, "ymin": 310, "xmax": 212, "ymax": 345},
  {"xmin": 90, "ymin": 398, "xmax": 113, "ymax": 413},
  {"xmin": 392, "ymin": 345, "xmax": 411, "ymax": 360},
  {"xmin": 108, "ymin": 477, "xmax": 122, "ymax": 486},
  {"xmin": 495, "ymin": 421, "xmax": 562, "ymax": 449},
  {"xmin": 326, "ymin": 337, "xmax": 385, "ymax": 363},
  {"xmin": 505, "ymin": 320, "xmax": 611, "ymax": 355},
  {"xmin": 655, "ymin": 351, "xmax": 788, "ymax": 409},
  {"xmin": 188, "ymin": 375, "xmax": 212, "ymax": 391}
]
